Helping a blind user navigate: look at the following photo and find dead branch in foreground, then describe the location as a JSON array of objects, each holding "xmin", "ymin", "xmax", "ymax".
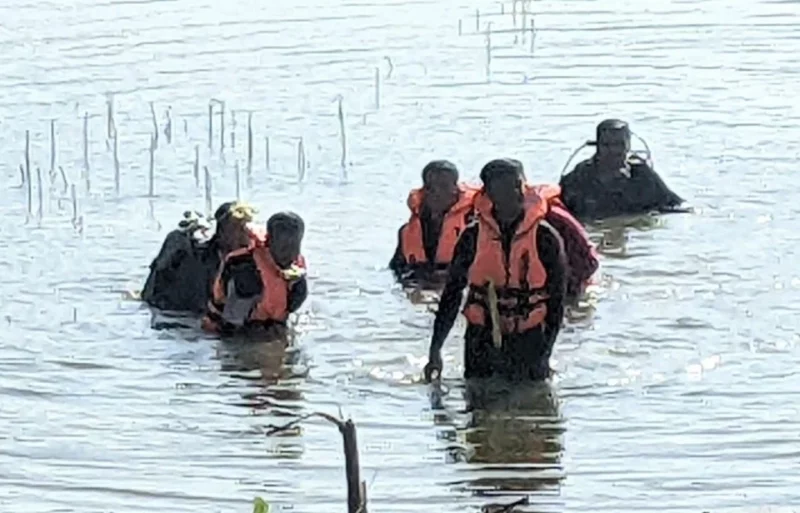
[{"xmin": 266, "ymin": 412, "xmax": 367, "ymax": 513}]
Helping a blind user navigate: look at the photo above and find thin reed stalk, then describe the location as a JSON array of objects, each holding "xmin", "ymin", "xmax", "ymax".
[
  {"xmin": 36, "ymin": 167, "xmax": 43, "ymax": 220},
  {"xmin": 149, "ymin": 102, "xmax": 159, "ymax": 150},
  {"xmin": 83, "ymin": 112, "xmax": 90, "ymax": 192},
  {"xmin": 247, "ymin": 112, "xmax": 253, "ymax": 184},
  {"xmin": 148, "ymin": 133, "xmax": 156, "ymax": 197},
  {"xmin": 235, "ymin": 160, "xmax": 241, "ymax": 200},
  {"xmin": 374, "ymin": 67, "xmax": 380, "ymax": 109},
  {"xmin": 165, "ymin": 107, "xmax": 173, "ymax": 144},
  {"xmin": 338, "ymin": 96, "xmax": 347, "ymax": 178},
  {"xmin": 49, "ymin": 119, "xmax": 56, "ymax": 186},
  {"xmin": 71, "ymin": 183, "xmax": 78, "ymax": 225},
  {"xmin": 25, "ymin": 130, "xmax": 32, "ymax": 218},
  {"xmin": 231, "ymin": 110, "xmax": 236, "ymax": 149},
  {"xmin": 193, "ymin": 145, "xmax": 200, "ymax": 187},
  {"xmin": 204, "ymin": 166, "xmax": 212, "ymax": 217},
  {"xmin": 113, "ymin": 127, "xmax": 120, "ymax": 196},
  {"xmin": 297, "ymin": 138, "xmax": 306, "ymax": 182}
]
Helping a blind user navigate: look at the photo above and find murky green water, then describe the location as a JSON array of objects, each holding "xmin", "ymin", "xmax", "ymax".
[{"xmin": 2, "ymin": 0, "xmax": 799, "ymax": 511}]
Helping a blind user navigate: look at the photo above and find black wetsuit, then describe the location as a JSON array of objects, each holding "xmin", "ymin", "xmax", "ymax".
[
  {"xmin": 389, "ymin": 207, "xmax": 473, "ymax": 282},
  {"xmin": 429, "ymin": 217, "xmax": 567, "ymax": 381},
  {"xmin": 142, "ymin": 230, "xmax": 223, "ymax": 313},
  {"xmin": 559, "ymin": 156, "xmax": 684, "ymax": 220}
]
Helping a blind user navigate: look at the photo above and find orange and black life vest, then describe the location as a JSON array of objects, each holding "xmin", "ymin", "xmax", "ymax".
[
  {"xmin": 202, "ymin": 232, "xmax": 306, "ymax": 331},
  {"xmin": 399, "ymin": 184, "xmax": 478, "ymax": 265},
  {"xmin": 462, "ymin": 186, "xmax": 551, "ymax": 334}
]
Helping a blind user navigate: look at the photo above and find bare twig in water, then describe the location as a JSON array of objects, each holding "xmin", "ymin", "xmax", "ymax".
[
  {"xmin": 25, "ymin": 130, "xmax": 32, "ymax": 218},
  {"xmin": 164, "ymin": 107, "xmax": 173, "ymax": 144},
  {"xmin": 231, "ymin": 109, "xmax": 236, "ymax": 149},
  {"xmin": 383, "ymin": 56, "xmax": 394, "ymax": 79},
  {"xmin": 193, "ymin": 145, "xmax": 200, "ymax": 187},
  {"xmin": 374, "ymin": 67, "xmax": 381, "ymax": 110},
  {"xmin": 82, "ymin": 111, "xmax": 90, "ymax": 192},
  {"xmin": 149, "ymin": 101, "xmax": 159, "ymax": 150},
  {"xmin": 512, "ymin": 0, "xmax": 517, "ymax": 27},
  {"xmin": 235, "ymin": 160, "xmax": 241, "ymax": 200},
  {"xmin": 49, "ymin": 119, "xmax": 57, "ymax": 187},
  {"xmin": 247, "ymin": 112, "xmax": 253, "ymax": 186},
  {"xmin": 112, "ymin": 125, "xmax": 120, "ymax": 196},
  {"xmin": 14, "ymin": 164, "xmax": 24, "ymax": 189},
  {"xmin": 530, "ymin": 18, "xmax": 536, "ymax": 54},
  {"xmin": 59, "ymin": 166, "xmax": 68, "ymax": 195},
  {"xmin": 36, "ymin": 166, "xmax": 43, "ymax": 220},
  {"xmin": 297, "ymin": 138, "xmax": 306, "ymax": 182},
  {"xmin": 265, "ymin": 413, "xmax": 367, "ymax": 513},
  {"xmin": 520, "ymin": 0, "xmax": 528, "ymax": 44},
  {"xmin": 481, "ymin": 496, "xmax": 530, "ymax": 513},
  {"xmin": 218, "ymin": 100, "xmax": 226, "ymax": 152},
  {"xmin": 70, "ymin": 183, "xmax": 78, "ymax": 225},
  {"xmin": 476, "ymin": 8, "xmax": 481, "ymax": 32},
  {"xmin": 148, "ymin": 132, "xmax": 156, "ymax": 197},
  {"xmin": 208, "ymin": 102, "xmax": 214, "ymax": 150},
  {"xmin": 458, "ymin": 19, "xmax": 462, "ymax": 35},
  {"xmin": 106, "ymin": 93, "xmax": 115, "ymax": 141},
  {"xmin": 204, "ymin": 165, "xmax": 212, "ymax": 217},
  {"xmin": 337, "ymin": 95, "xmax": 347, "ymax": 179},
  {"xmin": 183, "ymin": 118, "xmax": 188, "ymax": 136}
]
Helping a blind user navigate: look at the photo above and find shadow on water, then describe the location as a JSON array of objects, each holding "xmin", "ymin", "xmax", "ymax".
[{"xmin": 431, "ymin": 379, "xmax": 565, "ymax": 512}]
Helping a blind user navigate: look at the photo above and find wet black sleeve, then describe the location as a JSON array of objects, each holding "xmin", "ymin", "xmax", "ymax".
[
  {"xmin": 388, "ymin": 225, "xmax": 408, "ymax": 279},
  {"xmin": 536, "ymin": 220, "xmax": 567, "ymax": 341},
  {"xmin": 637, "ymin": 164, "xmax": 685, "ymax": 211},
  {"xmin": 287, "ymin": 276, "xmax": 308, "ymax": 313},
  {"xmin": 558, "ymin": 166, "xmax": 585, "ymax": 218},
  {"xmin": 429, "ymin": 224, "xmax": 478, "ymax": 356}
]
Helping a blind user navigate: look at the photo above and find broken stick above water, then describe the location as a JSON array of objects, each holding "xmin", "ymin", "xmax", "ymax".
[{"xmin": 266, "ymin": 412, "xmax": 367, "ymax": 513}]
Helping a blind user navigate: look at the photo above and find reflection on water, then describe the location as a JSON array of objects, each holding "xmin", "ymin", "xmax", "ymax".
[{"xmin": 434, "ymin": 379, "xmax": 565, "ymax": 512}]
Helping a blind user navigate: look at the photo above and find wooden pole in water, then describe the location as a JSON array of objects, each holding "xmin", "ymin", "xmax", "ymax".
[
  {"xmin": 247, "ymin": 112, "xmax": 253, "ymax": 183},
  {"xmin": 530, "ymin": 18, "xmax": 536, "ymax": 54},
  {"xmin": 193, "ymin": 145, "xmax": 200, "ymax": 187},
  {"xmin": 297, "ymin": 138, "xmax": 305, "ymax": 182},
  {"xmin": 25, "ymin": 130, "xmax": 32, "ymax": 218},
  {"xmin": 59, "ymin": 166, "xmax": 68, "ymax": 195},
  {"xmin": 235, "ymin": 160, "xmax": 241, "ymax": 200},
  {"xmin": 49, "ymin": 119, "xmax": 56, "ymax": 187},
  {"xmin": 219, "ymin": 101, "xmax": 226, "ymax": 152},
  {"xmin": 374, "ymin": 67, "xmax": 380, "ymax": 110},
  {"xmin": 165, "ymin": 107, "xmax": 173, "ymax": 144},
  {"xmin": 338, "ymin": 96, "xmax": 347, "ymax": 179},
  {"xmin": 521, "ymin": 0, "xmax": 527, "ymax": 44},
  {"xmin": 208, "ymin": 102, "xmax": 214, "ymax": 151},
  {"xmin": 204, "ymin": 166, "xmax": 212, "ymax": 217},
  {"xmin": 36, "ymin": 166, "xmax": 43, "ymax": 220},
  {"xmin": 71, "ymin": 183, "xmax": 78, "ymax": 225},
  {"xmin": 113, "ymin": 128, "xmax": 120, "ymax": 196},
  {"xmin": 106, "ymin": 93, "xmax": 114, "ymax": 141},
  {"xmin": 231, "ymin": 110, "xmax": 236, "ymax": 150},
  {"xmin": 148, "ymin": 133, "xmax": 156, "ymax": 197},
  {"xmin": 149, "ymin": 101, "xmax": 159, "ymax": 150},
  {"xmin": 341, "ymin": 419, "xmax": 365, "ymax": 513},
  {"xmin": 512, "ymin": 0, "xmax": 517, "ymax": 27},
  {"xmin": 458, "ymin": 19, "xmax": 462, "ymax": 36},
  {"xmin": 83, "ymin": 112, "xmax": 90, "ymax": 192},
  {"xmin": 475, "ymin": 8, "xmax": 480, "ymax": 32}
]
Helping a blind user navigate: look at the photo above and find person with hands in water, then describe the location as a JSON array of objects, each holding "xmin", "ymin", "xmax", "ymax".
[
  {"xmin": 423, "ymin": 159, "xmax": 568, "ymax": 383},
  {"xmin": 389, "ymin": 160, "xmax": 478, "ymax": 285},
  {"xmin": 141, "ymin": 201, "xmax": 258, "ymax": 313},
  {"xmin": 202, "ymin": 211, "xmax": 308, "ymax": 336},
  {"xmin": 559, "ymin": 119, "xmax": 686, "ymax": 220}
]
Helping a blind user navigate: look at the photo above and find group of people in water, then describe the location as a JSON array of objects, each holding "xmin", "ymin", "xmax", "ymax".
[{"xmin": 142, "ymin": 119, "xmax": 687, "ymax": 383}]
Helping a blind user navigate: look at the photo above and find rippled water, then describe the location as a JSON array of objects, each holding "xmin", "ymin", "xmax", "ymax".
[{"xmin": 2, "ymin": 0, "xmax": 800, "ymax": 511}]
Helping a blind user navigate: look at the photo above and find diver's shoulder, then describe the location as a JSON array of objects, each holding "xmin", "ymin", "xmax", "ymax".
[{"xmin": 561, "ymin": 158, "xmax": 594, "ymax": 181}]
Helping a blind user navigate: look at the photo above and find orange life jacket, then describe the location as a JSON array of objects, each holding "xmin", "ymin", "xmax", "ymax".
[
  {"xmin": 462, "ymin": 186, "xmax": 551, "ymax": 334},
  {"xmin": 400, "ymin": 184, "xmax": 478, "ymax": 265},
  {"xmin": 206, "ymin": 233, "xmax": 306, "ymax": 328}
]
